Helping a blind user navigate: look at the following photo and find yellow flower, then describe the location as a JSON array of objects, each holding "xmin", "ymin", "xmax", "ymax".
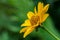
[{"xmin": 20, "ymin": 2, "xmax": 49, "ymax": 38}]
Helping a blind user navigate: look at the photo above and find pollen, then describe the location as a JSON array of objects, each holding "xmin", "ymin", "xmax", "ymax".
[{"xmin": 30, "ymin": 15, "xmax": 40, "ymax": 25}]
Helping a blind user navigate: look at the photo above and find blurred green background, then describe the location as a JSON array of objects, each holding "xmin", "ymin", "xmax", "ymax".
[{"xmin": 0, "ymin": 0, "xmax": 60, "ymax": 40}]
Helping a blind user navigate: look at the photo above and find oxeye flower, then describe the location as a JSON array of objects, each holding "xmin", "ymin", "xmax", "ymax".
[{"xmin": 20, "ymin": 2, "xmax": 49, "ymax": 38}]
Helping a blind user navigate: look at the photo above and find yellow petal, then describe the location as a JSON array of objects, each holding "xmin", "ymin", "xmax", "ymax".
[
  {"xmin": 38, "ymin": 2, "xmax": 43, "ymax": 23},
  {"xmin": 27, "ymin": 11, "xmax": 34, "ymax": 19},
  {"xmin": 38, "ymin": 2, "xmax": 43, "ymax": 14},
  {"xmin": 23, "ymin": 27, "xmax": 35, "ymax": 38},
  {"xmin": 20, "ymin": 27, "xmax": 29, "ymax": 33},
  {"xmin": 21, "ymin": 19, "xmax": 31, "ymax": 27},
  {"xmin": 41, "ymin": 13, "xmax": 49, "ymax": 23},
  {"xmin": 34, "ymin": 7, "xmax": 37, "ymax": 14},
  {"xmin": 42, "ymin": 4, "xmax": 49, "ymax": 14},
  {"xmin": 41, "ymin": 4, "xmax": 49, "ymax": 23}
]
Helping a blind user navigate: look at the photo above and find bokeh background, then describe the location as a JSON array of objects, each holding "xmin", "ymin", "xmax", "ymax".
[{"xmin": 0, "ymin": 0, "xmax": 60, "ymax": 40}]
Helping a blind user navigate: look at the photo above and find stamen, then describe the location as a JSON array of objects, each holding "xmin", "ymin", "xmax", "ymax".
[{"xmin": 30, "ymin": 15, "xmax": 40, "ymax": 25}]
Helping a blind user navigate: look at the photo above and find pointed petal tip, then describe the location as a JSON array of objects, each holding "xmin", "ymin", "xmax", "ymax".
[
  {"xmin": 38, "ymin": 2, "xmax": 42, "ymax": 4},
  {"xmin": 38, "ymin": 2, "xmax": 44, "ymax": 5},
  {"xmin": 38, "ymin": 2, "xmax": 42, "ymax": 6},
  {"xmin": 20, "ymin": 29, "xmax": 24, "ymax": 33},
  {"xmin": 34, "ymin": 6, "xmax": 37, "ymax": 14},
  {"xmin": 21, "ymin": 19, "xmax": 31, "ymax": 27},
  {"xmin": 21, "ymin": 24, "xmax": 24, "ymax": 27},
  {"xmin": 46, "ymin": 4, "xmax": 50, "ymax": 8},
  {"xmin": 20, "ymin": 31, "xmax": 22, "ymax": 33},
  {"xmin": 23, "ymin": 35, "xmax": 26, "ymax": 38},
  {"xmin": 21, "ymin": 22, "xmax": 25, "ymax": 27},
  {"xmin": 47, "ymin": 4, "xmax": 50, "ymax": 5}
]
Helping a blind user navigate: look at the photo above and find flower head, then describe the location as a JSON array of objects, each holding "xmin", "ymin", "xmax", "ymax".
[{"xmin": 20, "ymin": 2, "xmax": 49, "ymax": 38}]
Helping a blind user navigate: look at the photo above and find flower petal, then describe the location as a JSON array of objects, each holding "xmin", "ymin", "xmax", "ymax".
[
  {"xmin": 38, "ymin": 2, "xmax": 43, "ymax": 14},
  {"xmin": 42, "ymin": 4, "xmax": 49, "ymax": 14},
  {"xmin": 27, "ymin": 11, "xmax": 34, "ymax": 19},
  {"xmin": 21, "ymin": 19, "xmax": 31, "ymax": 27},
  {"xmin": 34, "ymin": 7, "xmax": 37, "ymax": 14},
  {"xmin": 23, "ymin": 27, "xmax": 35, "ymax": 38},
  {"xmin": 41, "ymin": 13, "xmax": 49, "ymax": 23},
  {"xmin": 20, "ymin": 27, "xmax": 29, "ymax": 33},
  {"xmin": 38, "ymin": 2, "xmax": 43, "ymax": 23}
]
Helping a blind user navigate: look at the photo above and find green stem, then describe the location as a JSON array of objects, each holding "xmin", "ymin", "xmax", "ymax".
[{"xmin": 41, "ymin": 26, "xmax": 60, "ymax": 40}]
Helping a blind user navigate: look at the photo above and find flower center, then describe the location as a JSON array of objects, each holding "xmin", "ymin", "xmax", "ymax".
[{"xmin": 30, "ymin": 15, "xmax": 40, "ymax": 26}]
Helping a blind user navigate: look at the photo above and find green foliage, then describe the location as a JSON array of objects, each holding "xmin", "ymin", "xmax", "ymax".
[{"xmin": 0, "ymin": 0, "xmax": 34, "ymax": 40}]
